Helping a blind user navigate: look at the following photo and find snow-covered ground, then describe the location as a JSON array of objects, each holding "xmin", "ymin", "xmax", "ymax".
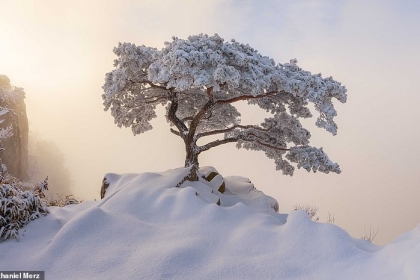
[{"xmin": 1, "ymin": 167, "xmax": 419, "ymax": 279}]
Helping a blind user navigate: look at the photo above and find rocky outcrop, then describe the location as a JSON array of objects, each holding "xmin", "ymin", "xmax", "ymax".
[
  {"xmin": 101, "ymin": 177, "xmax": 110, "ymax": 199},
  {"xmin": 0, "ymin": 75, "xmax": 29, "ymax": 180}
]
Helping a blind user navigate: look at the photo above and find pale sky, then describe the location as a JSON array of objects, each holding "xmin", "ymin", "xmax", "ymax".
[{"xmin": 1, "ymin": 0, "xmax": 419, "ymax": 245}]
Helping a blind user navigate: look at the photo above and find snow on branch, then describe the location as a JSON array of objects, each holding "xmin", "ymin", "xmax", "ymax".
[
  {"xmin": 0, "ymin": 176, "xmax": 50, "ymax": 241},
  {"xmin": 286, "ymin": 146, "xmax": 341, "ymax": 174}
]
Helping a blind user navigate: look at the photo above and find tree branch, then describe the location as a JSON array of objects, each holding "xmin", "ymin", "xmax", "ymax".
[
  {"xmin": 121, "ymin": 96, "xmax": 168, "ymax": 107},
  {"xmin": 197, "ymin": 126, "xmax": 238, "ymax": 139},
  {"xmin": 145, "ymin": 81, "xmax": 167, "ymax": 90},
  {"xmin": 240, "ymin": 131, "xmax": 289, "ymax": 151},
  {"xmin": 170, "ymin": 128, "xmax": 181, "ymax": 137},
  {"xmin": 215, "ymin": 91, "xmax": 280, "ymax": 104},
  {"xmin": 167, "ymin": 91, "xmax": 188, "ymax": 137},
  {"xmin": 182, "ymin": 116, "xmax": 193, "ymax": 123},
  {"xmin": 120, "ymin": 78, "xmax": 168, "ymax": 93},
  {"xmin": 255, "ymin": 140, "xmax": 289, "ymax": 151},
  {"xmin": 198, "ymin": 137, "xmax": 239, "ymax": 153},
  {"xmin": 198, "ymin": 135, "xmax": 289, "ymax": 154},
  {"xmin": 143, "ymin": 96, "xmax": 168, "ymax": 104},
  {"xmin": 188, "ymin": 87, "xmax": 214, "ymax": 140},
  {"xmin": 203, "ymin": 110, "xmax": 213, "ymax": 120},
  {"xmin": 196, "ymin": 123, "xmax": 276, "ymax": 139}
]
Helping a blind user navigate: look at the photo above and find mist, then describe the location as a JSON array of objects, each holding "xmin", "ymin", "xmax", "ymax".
[
  {"xmin": 28, "ymin": 132, "xmax": 73, "ymax": 199},
  {"xmin": 1, "ymin": 0, "xmax": 420, "ymax": 245}
]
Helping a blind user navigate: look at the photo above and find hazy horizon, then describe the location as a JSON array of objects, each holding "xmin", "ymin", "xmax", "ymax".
[{"xmin": 1, "ymin": 0, "xmax": 419, "ymax": 245}]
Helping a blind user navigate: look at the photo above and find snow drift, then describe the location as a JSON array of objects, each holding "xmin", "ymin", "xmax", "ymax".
[{"xmin": 1, "ymin": 167, "xmax": 419, "ymax": 279}]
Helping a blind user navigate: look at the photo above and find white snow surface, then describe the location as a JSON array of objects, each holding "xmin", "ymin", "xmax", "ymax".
[{"xmin": 1, "ymin": 167, "xmax": 420, "ymax": 279}]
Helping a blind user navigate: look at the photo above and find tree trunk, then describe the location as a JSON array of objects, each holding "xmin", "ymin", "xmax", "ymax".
[{"xmin": 184, "ymin": 140, "xmax": 199, "ymax": 181}]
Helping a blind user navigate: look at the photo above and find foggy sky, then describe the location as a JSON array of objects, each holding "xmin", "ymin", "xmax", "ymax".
[{"xmin": 1, "ymin": 0, "xmax": 419, "ymax": 245}]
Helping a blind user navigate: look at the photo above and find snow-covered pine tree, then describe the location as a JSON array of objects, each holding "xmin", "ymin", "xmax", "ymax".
[{"xmin": 102, "ymin": 34, "xmax": 347, "ymax": 180}]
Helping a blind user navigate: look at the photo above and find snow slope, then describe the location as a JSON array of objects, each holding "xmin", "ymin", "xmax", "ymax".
[{"xmin": 1, "ymin": 167, "xmax": 419, "ymax": 279}]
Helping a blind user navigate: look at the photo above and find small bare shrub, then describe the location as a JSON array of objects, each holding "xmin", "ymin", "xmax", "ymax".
[
  {"xmin": 294, "ymin": 204, "xmax": 319, "ymax": 222},
  {"xmin": 326, "ymin": 212, "xmax": 335, "ymax": 224},
  {"xmin": 46, "ymin": 194, "xmax": 80, "ymax": 207},
  {"xmin": 361, "ymin": 225, "xmax": 379, "ymax": 243}
]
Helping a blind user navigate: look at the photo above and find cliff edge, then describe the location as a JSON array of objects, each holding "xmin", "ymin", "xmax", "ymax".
[{"xmin": 0, "ymin": 75, "xmax": 29, "ymax": 180}]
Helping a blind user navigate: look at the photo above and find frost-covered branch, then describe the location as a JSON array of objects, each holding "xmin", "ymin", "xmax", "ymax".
[
  {"xmin": 197, "ymin": 123, "xmax": 274, "ymax": 139},
  {"xmin": 254, "ymin": 140, "xmax": 290, "ymax": 152},
  {"xmin": 143, "ymin": 95, "xmax": 168, "ymax": 104},
  {"xmin": 198, "ymin": 137, "xmax": 239, "ymax": 153},
  {"xmin": 286, "ymin": 146, "xmax": 341, "ymax": 174},
  {"xmin": 167, "ymin": 92, "xmax": 189, "ymax": 136},
  {"xmin": 145, "ymin": 81, "xmax": 167, "ymax": 90},
  {"xmin": 182, "ymin": 116, "xmax": 193, "ymax": 123},
  {"xmin": 215, "ymin": 91, "xmax": 279, "ymax": 104},
  {"xmin": 188, "ymin": 87, "xmax": 215, "ymax": 139},
  {"xmin": 102, "ymin": 43, "xmax": 172, "ymax": 135}
]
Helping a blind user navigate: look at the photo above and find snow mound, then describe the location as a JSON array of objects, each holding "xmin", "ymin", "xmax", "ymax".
[{"xmin": 0, "ymin": 167, "xmax": 419, "ymax": 279}]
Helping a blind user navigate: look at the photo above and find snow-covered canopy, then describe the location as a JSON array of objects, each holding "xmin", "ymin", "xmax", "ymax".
[{"xmin": 103, "ymin": 34, "xmax": 347, "ymax": 175}]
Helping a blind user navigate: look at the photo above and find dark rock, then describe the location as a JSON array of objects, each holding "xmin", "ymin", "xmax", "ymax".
[
  {"xmin": 218, "ymin": 182, "xmax": 225, "ymax": 193},
  {"xmin": 0, "ymin": 75, "xmax": 29, "ymax": 180},
  {"xmin": 204, "ymin": 171, "xmax": 226, "ymax": 194},
  {"xmin": 205, "ymin": 171, "xmax": 218, "ymax": 182},
  {"xmin": 101, "ymin": 177, "xmax": 110, "ymax": 199}
]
